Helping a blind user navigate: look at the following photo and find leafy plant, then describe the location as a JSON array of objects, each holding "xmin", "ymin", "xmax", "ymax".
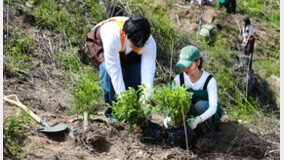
[
  {"xmin": 3, "ymin": 29, "xmax": 34, "ymax": 77},
  {"xmin": 111, "ymin": 86, "xmax": 150, "ymax": 133},
  {"xmin": 3, "ymin": 112, "xmax": 30, "ymax": 158},
  {"xmin": 152, "ymin": 84, "xmax": 193, "ymax": 150},
  {"xmin": 32, "ymin": 0, "xmax": 104, "ymax": 45},
  {"xmin": 152, "ymin": 84, "xmax": 193, "ymax": 127},
  {"xmin": 71, "ymin": 73, "xmax": 101, "ymax": 130}
]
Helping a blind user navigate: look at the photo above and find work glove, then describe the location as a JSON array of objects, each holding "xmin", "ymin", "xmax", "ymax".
[
  {"xmin": 163, "ymin": 116, "xmax": 171, "ymax": 129},
  {"xmin": 242, "ymin": 39, "xmax": 248, "ymax": 47},
  {"xmin": 187, "ymin": 116, "xmax": 202, "ymax": 129},
  {"xmin": 141, "ymin": 101, "xmax": 152, "ymax": 120}
]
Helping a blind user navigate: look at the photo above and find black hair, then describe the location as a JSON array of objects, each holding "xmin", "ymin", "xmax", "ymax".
[
  {"xmin": 243, "ymin": 17, "xmax": 251, "ymax": 27},
  {"xmin": 195, "ymin": 58, "xmax": 203, "ymax": 69},
  {"xmin": 123, "ymin": 16, "xmax": 151, "ymax": 47}
]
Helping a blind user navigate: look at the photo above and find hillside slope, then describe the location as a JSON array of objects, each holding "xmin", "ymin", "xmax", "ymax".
[{"xmin": 3, "ymin": 0, "xmax": 279, "ymax": 159}]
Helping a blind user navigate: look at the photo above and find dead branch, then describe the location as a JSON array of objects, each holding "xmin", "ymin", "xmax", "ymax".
[
  {"xmin": 229, "ymin": 143, "xmax": 262, "ymax": 155},
  {"xmin": 169, "ymin": 40, "xmax": 174, "ymax": 82},
  {"xmin": 226, "ymin": 130, "xmax": 240, "ymax": 153},
  {"xmin": 14, "ymin": 68, "xmax": 42, "ymax": 81},
  {"xmin": 39, "ymin": 61, "xmax": 50, "ymax": 79},
  {"xmin": 176, "ymin": 14, "xmax": 182, "ymax": 27},
  {"xmin": 234, "ymin": 19, "xmax": 242, "ymax": 39},
  {"xmin": 119, "ymin": 0, "xmax": 132, "ymax": 15},
  {"xmin": 155, "ymin": 60, "xmax": 166, "ymax": 81},
  {"xmin": 6, "ymin": 3, "xmax": 9, "ymax": 37},
  {"xmin": 110, "ymin": 0, "xmax": 118, "ymax": 17},
  {"xmin": 173, "ymin": 4, "xmax": 189, "ymax": 9},
  {"xmin": 197, "ymin": 9, "xmax": 204, "ymax": 37}
]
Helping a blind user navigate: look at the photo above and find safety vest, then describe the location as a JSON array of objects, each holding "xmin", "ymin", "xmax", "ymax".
[{"xmin": 101, "ymin": 18, "xmax": 142, "ymax": 54}]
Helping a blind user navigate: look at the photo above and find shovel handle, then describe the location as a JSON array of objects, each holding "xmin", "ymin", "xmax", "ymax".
[{"xmin": 4, "ymin": 94, "xmax": 42, "ymax": 123}]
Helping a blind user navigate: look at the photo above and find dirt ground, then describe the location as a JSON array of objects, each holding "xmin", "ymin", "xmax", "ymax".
[{"xmin": 3, "ymin": 1, "xmax": 280, "ymax": 159}]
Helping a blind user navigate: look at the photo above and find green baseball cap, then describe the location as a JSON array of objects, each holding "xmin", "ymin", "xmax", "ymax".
[{"xmin": 176, "ymin": 45, "xmax": 201, "ymax": 68}]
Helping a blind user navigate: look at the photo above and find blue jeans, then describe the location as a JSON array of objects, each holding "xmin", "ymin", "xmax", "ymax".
[
  {"xmin": 243, "ymin": 50, "xmax": 253, "ymax": 56},
  {"xmin": 98, "ymin": 61, "xmax": 141, "ymax": 117},
  {"xmin": 191, "ymin": 100, "xmax": 216, "ymax": 138}
]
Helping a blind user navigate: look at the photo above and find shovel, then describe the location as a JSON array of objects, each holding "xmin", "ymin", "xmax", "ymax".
[{"xmin": 4, "ymin": 94, "xmax": 68, "ymax": 133}]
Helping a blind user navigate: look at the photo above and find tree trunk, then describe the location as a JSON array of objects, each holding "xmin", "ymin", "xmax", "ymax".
[{"xmin": 84, "ymin": 111, "xmax": 89, "ymax": 130}]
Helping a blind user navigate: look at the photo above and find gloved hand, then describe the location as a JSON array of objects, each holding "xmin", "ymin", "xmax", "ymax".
[
  {"xmin": 242, "ymin": 39, "xmax": 248, "ymax": 47},
  {"xmin": 141, "ymin": 102, "xmax": 152, "ymax": 120},
  {"xmin": 163, "ymin": 116, "xmax": 171, "ymax": 128},
  {"xmin": 187, "ymin": 116, "xmax": 202, "ymax": 129}
]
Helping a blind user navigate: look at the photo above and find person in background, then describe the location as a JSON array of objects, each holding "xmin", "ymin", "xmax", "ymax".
[
  {"xmin": 242, "ymin": 17, "xmax": 255, "ymax": 68},
  {"xmin": 219, "ymin": 0, "xmax": 229, "ymax": 13},
  {"xmin": 85, "ymin": 16, "xmax": 157, "ymax": 123},
  {"xmin": 229, "ymin": 0, "xmax": 236, "ymax": 14},
  {"xmin": 164, "ymin": 45, "xmax": 222, "ymax": 138}
]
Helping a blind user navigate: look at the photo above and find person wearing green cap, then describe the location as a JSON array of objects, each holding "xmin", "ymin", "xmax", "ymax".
[{"xmin": 164, "ymin": 45, "xmax": 222, "ymax": 139}]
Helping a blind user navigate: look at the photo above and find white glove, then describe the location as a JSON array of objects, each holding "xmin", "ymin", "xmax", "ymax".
[
  {"xmin": 141, "ymin": 103, "xmax": 152, "ymax": 120},
  {"xmin": 242, "ymin": 39, "xmax": 248, "ymax": 47},
  {"xmin": 163, "ymin": 116, "xmax": 171, "ymax": 128},
  {"xmin": 187, "ymin": 116, "xmax": 202, "ymax": 129}
]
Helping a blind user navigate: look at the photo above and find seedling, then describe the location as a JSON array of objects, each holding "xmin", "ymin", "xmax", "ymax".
[
  {"xmin": 72, "ymin": 75, "xmax": 101, "ymax": 130},
  {"xmin": 152, "ymin": 84, "xmax": 193, "ymax": 127},
  {"xmin": 152, "ymin": 84, "xmax": 193, "ymax": 150},
  {"xmin": 111, "ymin": 86, "xmax": 150, "ymax": 133}
]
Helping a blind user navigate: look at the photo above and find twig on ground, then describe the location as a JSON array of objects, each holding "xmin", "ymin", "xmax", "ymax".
[
  {"xmin": 119, "ymin": 0, "xmax": 133, "ymax": 15},
  {"xmin": 107, "ymin": 0, "xmax": 113, "ymax": 18},
  {"xmin": 169, "ymin": 40, "xmax": 174, "ymax": 82},
  {"xmin": 229, "ymin": 143, "xmax": 260, "ymax": 155},
  {"xmin": 226, "ymin": 129, "xmax": 240, "ymax": 153},
  {"xmin": 173, "ymin": 4, "xmax": 189, "ymax": 9},
  {"xmin": 156, "ymin": 60, "xmax": 166, "ymax": 81},
  {"xmin": 48, "ymin": 39, "xmax": 58, "ymax": 71},
  {"xmin": 6, "ymin": 3, "xmax": 9, "ymax": 37},
  {"xmin": 176, "ymin": 14, "xmax": 182, "ymax": 27},
  {"xmin": 14, "ymin": 68, "xmax": 42, "ymax": 81},
  {"xmin": 197, "ymin": 9, "xmax": 204, "ymax": 37},
  {"xmin": 40, "ymin": 61, "xmax": 50, "ymax": 79},
  {"xmin": 234, "ymin": 19, "xmax": 242, "ymax": 39},
  {"xmin": 110, "ymin": 0, "xmax": 118, "ymax": 17}
]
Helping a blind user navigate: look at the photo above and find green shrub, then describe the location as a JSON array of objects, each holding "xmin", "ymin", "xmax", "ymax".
[
  {"xmin": 71, "ymin": 72, "xmax": 101, "ymax": 114},
  {"xmin": 152, "ymin": 84, "xmax": 193, "ymax": 127},
  {"xmin": 32, "ymin": 0, "xmax": 104, "ymax": 45},
  {"xmin": 3, "ymin": 112, "xmax": 30, "ymax": 158},
  {"xmin": 111, "ymin": 86, "xmax": 149, "ymax": 133},
  {"xmin": 238, "ymin": 0, "xmax": 280, "ymax": 28},
  {"xmin": 4, "ymin": 29, "xmax": 34, "ymax": 76}
]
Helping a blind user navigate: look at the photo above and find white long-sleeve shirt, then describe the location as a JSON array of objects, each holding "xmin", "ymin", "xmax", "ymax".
[
  {"xmin": 99, "ymin": 17, "xmax": 157, "ymax": 96},
  {"xmin": 243, "ymin": 24, "xmax": 254, "ymax": 40},
  {"xmin": 172, "ymin": 71, "xmax": 218, "ymax": 122}
]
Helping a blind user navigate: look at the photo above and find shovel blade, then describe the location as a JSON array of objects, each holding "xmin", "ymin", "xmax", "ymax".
[{"xmin": 38, "ymin": 123, "xmax": 68, "ymax": 133}]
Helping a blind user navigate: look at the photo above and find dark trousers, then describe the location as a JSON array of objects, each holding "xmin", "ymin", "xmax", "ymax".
[
  {"xmin": 220, "ymin": 2, "xmax": 230, "ymax": 13},
  {"xmin": 220, "ymin": 0, "xmax": 236, "ymax": 14},
  {"xmin": 229, "ymin": 0, "xmax": 236, "ymax": 14},
  {"xmin": 98, "ymin": 61, "xmax": 141, "ymax": 118},
  {"xmin": 190, "ymin": 100, "xmax": 216, "ymax": 138}
]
